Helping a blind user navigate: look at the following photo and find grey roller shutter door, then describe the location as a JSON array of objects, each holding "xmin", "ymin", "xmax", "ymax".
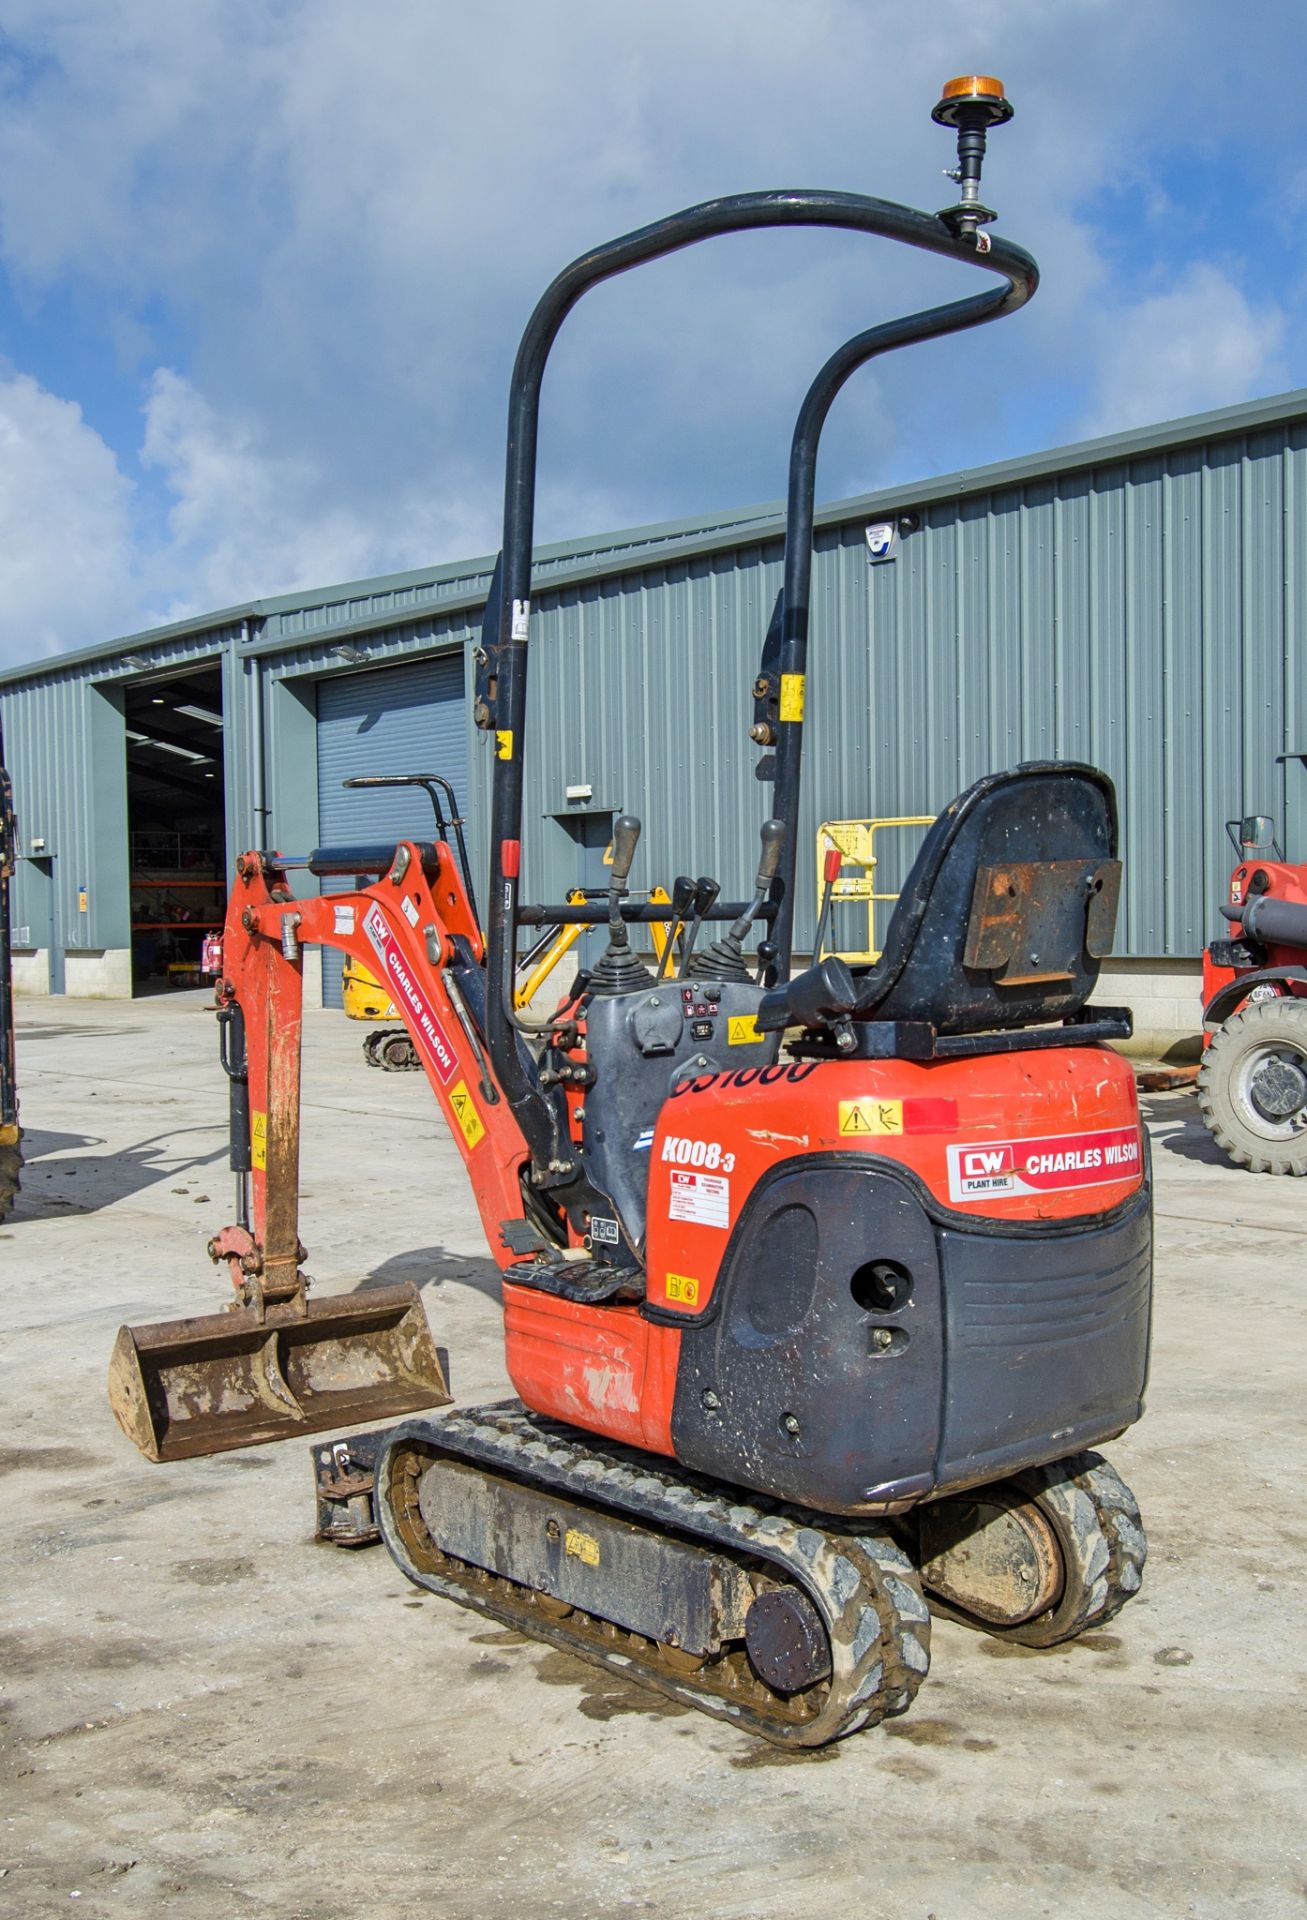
[{"xmin": 315, "ymin": 654, "xmax": 468, "ymax": 1007}]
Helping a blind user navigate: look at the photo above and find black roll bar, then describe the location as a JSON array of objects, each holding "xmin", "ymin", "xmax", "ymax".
[
  {"xmin": 764, "ymin": 278, "xmax": 1039, "ymax": 978},
  {"xmin": 482, "ymin": 189, "xmax": 1037, "ymax": 1179}
]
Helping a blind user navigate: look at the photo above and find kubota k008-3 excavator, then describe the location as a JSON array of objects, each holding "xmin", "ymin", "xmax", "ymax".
[{"xmin": 110, "ymin": 79, "xmax": 1151, "ymax": 1747}]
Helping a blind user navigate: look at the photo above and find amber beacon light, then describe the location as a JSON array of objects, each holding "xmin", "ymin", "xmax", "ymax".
[{"xmin": 932, "ymin": 74, "xmax": 1014, "ymax": 239}]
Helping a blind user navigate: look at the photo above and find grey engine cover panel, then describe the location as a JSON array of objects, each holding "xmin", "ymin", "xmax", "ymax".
[{"xmin": 582, "ymin": 979, "xmax": 777, "ymax": 1252}]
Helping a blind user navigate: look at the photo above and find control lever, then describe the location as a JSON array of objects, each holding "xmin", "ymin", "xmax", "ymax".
[
  {"xmin": 588, "ymin": 814, "xmax": 654, "ymax": 996},
  {"xmin": 608, "ymin": 815, "xmax": 640, "ymax": 902},
  {"xmin": 688, "ymin": 820, "xmax": 786, "ymax": 981},
  {"xmin": 657, "ymin": 875, "xmax": 698, "ymax": 980},
  {"xmin": 812, "ymin": 845, "xmax": 843, "ymax": 960},
  {"xmin": 677, "ymin": 876, "xmax": 720, "ymax": 979}
]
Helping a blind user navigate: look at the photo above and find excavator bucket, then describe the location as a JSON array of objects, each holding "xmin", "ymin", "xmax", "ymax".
[{"xmin": 108, "ymin": 1282, "xmax": 450, "ymax": 1463}]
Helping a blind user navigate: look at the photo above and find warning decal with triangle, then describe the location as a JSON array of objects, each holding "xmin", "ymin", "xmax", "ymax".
[
  {"xmin": 837, "ymin": 1098, "xmax": 904, "ymax": 1138},
  {"xmin": 448, "ymin": 1079, "xmax": 487, "ymax": 1150}
]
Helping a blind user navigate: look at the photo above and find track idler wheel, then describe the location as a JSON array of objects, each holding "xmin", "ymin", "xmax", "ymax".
[
  {"xmin": 917, "ymin": 1451, "xmax": 1145, "ymax": 1648},
  {"xmin": 375, "ymin": 1029, "xmax": 420, "ymax": 1072}
]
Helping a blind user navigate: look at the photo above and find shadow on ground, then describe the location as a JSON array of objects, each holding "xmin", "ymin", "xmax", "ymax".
[
  {"xmin": 10, "ymin": 1124, "xmax": 228, "ymax": 1217},
  {"xmin": 1142, "ymin": 1093, "xmax": 1236, "ymax": 1168},
  {"xmin": 359, "ymin": 1246, "xmax": 503, "ymax": 1303}
]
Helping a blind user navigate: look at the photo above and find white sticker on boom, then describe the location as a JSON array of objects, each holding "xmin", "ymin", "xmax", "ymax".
[
  {"xmin": 401, "ymin": 894, "xmax": 419, "ymax": 927},
  {"xmin": 333, "ymin": 905, "xmax": 356, "ymax": 935},
  {"xmin": 511, "ymin": 598, "xmax": 530, "ymax": 641},
  {"xmin": 668, "ymin": 1169, "xmax": 730, "ymax": 1229},
  {"xmin": 589, "ymin": 1215, "xmax": 620, "ymax": 1245}
]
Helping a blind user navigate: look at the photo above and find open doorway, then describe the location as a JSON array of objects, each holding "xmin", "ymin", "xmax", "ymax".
[{"xmin": 124, "ymin": 665, "xmax": 226, "ymax": 995}]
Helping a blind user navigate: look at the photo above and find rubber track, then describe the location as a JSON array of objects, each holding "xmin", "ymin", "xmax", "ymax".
[
  {"xmin": 363, "ymin": 1027, "xmax": 421, "ymax": 1071},
  {"xmin": 920, "ymin": 1450, "xmax": 1146, "ymax": 1647},
  {"xmin": 375, "ymin": 1401, "xmax": 931, "ymax": 1748}
]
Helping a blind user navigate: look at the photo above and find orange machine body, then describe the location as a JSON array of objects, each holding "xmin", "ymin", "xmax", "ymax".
[{"xmin": 500, "ymin": 1043, "xmax": 1145, "ymax": 1462}]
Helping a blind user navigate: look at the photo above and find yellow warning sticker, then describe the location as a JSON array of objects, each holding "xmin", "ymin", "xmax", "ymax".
[
  {"xmin": 665, "ymin": 1272, "xmax": 700, "ymax": 1306},
  {"xmin": 728, "ymin": 1013, "xmax": 761, "ymax": 1046},
  {"xmin": 449, "ymin": 1080, "xmax": 486, "ymax": 1150},
  {"xmin": 779, "ymin": 673, "xmax": 805, "ymax": 723},
  {"xmin": 838, "ymin": 1098, "xmax": 904, "ymax": 1137},
  {"xmin": 495, "ymin": 729, "xmax": 514, "ymax": 761},
  {"xmin": 565, "ymin": 1527, "xmax": 600, "ymax": 1567},
  {"xmin": 250, "ymin": 1109, "xmax": 267, "ymax": 1170}
]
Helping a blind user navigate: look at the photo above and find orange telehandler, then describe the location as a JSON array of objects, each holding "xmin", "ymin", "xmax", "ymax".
[{"xmin": 110, "ymin": 79, "xmax": 1150, "ymax": 1746}]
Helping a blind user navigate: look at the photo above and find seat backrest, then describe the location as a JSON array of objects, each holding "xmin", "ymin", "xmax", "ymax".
[{"xmin": 854, "ymin": 762, "xmax": 1120, "ymax": 1034}]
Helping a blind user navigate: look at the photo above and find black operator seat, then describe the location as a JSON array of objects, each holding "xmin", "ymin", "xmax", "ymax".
[{"xmin": 757, "ymin": 762, "xmax": 1123, "ymax": 1043}]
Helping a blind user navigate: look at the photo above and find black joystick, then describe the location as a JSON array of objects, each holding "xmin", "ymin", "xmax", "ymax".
[
  {"xmin": 588, "ymin": 814, "xmax": 655, "ymax": 996},
  {"xmin": 689, "ymin": 819, "xmax": 785, "ymax": 982}
]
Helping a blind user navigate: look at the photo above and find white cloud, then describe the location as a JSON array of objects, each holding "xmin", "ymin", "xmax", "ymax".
[
  {"xmin": 1080, "ymin": 264, "xmax": 1286, "ymax": 440},
  {"xmin": 139, "ymin": 368, "xmax": 503, "ymax": 620},
  {"xmin": 0, "ymin": 370, "xmax": 138, "ymax": 661},
  {"xmin": 0, "ymin": 1, "xmax": 1303, "ymax": 663}
]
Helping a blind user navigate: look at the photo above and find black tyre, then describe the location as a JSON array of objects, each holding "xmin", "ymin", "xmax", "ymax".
[
  {"xmin": 1198, "ymin": 997, "xmax": 1307, "ymax": 1174},
  {"xmin": 0, "ymin": 1129, "xmax": 21, "ymax": 1224}
]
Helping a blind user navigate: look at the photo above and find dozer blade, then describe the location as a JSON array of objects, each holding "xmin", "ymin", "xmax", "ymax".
[{"xmin": 108, "ymin": 1282, "xmax": 450, "ymax": 1463}]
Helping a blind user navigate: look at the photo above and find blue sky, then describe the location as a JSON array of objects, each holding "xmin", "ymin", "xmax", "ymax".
[{"xmin": 0, "ymin": 0, "xmax": 1303, "ymax": 668}]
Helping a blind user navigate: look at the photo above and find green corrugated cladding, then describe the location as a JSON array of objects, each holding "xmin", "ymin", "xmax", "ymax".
[{"xmin": 3, "ymin": 388, "xmax": 1307, "ymax": 971}]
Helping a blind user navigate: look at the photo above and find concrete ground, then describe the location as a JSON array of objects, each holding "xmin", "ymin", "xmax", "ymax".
[{"xmin": 2, "ymin": 995, "xmax": 1304, "ymax": 1920}]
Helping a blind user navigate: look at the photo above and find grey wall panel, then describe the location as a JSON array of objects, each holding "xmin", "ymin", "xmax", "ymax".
[
  {"xmin": 10, "ymin": 396, "xmax": 1307, "ymax": 988},
  {"xmin": 506, "ymin": 412, "xmax": 1307, "ymax": 959},
  {"xmin": 314, "ymin": 652, "xmax": 468, "ymax": 1006}
]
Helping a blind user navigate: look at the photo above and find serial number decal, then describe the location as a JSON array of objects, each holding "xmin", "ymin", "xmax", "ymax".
[
  {"xmin": 671, "ymin": 1061, "xmax": 820, "ymax": 1098},
  {"xmin": 363, "ymin": 904, "xmax": 459, "ymax": 1084},
  {"xmin": 664, "ymin": 1272, "xmax": 701, "ymax": 1306},
  {"xmin": 668, "ymin": 1170, "xmax": 730, "ymax": 1229},
  {"xmin": 564, "ymin": 1527, "xmax": 600, "ymax": 1567},
  {"xmin": 947, "ymin": 1126, "xmax": 1142, "ymax": 1202},
  {"xmin": 661, "ymin": 1135, "xmax": 735, "ymax": 1173}
]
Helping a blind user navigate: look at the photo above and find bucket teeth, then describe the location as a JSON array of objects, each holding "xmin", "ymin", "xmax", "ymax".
[{"xmin": 108, "ymin": 1281, "xmax": 451, "ymax": 1462}]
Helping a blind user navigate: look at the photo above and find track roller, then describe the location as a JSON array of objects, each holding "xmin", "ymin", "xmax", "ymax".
[
  {"xmin": 916, "ymin": 1451, "xmax": 1145, "ymax": 1647},
  {"xmin": 375, "ymin": 1402, "xmax": 931, "ymax": 1748}
]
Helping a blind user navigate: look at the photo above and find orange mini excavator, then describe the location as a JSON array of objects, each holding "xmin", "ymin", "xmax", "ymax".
[{"xmin": 111, "ymin": 80, "xmax": 1151, "ymax": 1747}]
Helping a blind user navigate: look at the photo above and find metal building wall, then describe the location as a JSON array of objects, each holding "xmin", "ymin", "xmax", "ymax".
[
  {"xmin": 5, "ymin": 392, "xmax": 1307, "ymax": 985},
  {"xmin": 515, "ymin": 413, "xmax": 1307, "ymax": 957}
]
